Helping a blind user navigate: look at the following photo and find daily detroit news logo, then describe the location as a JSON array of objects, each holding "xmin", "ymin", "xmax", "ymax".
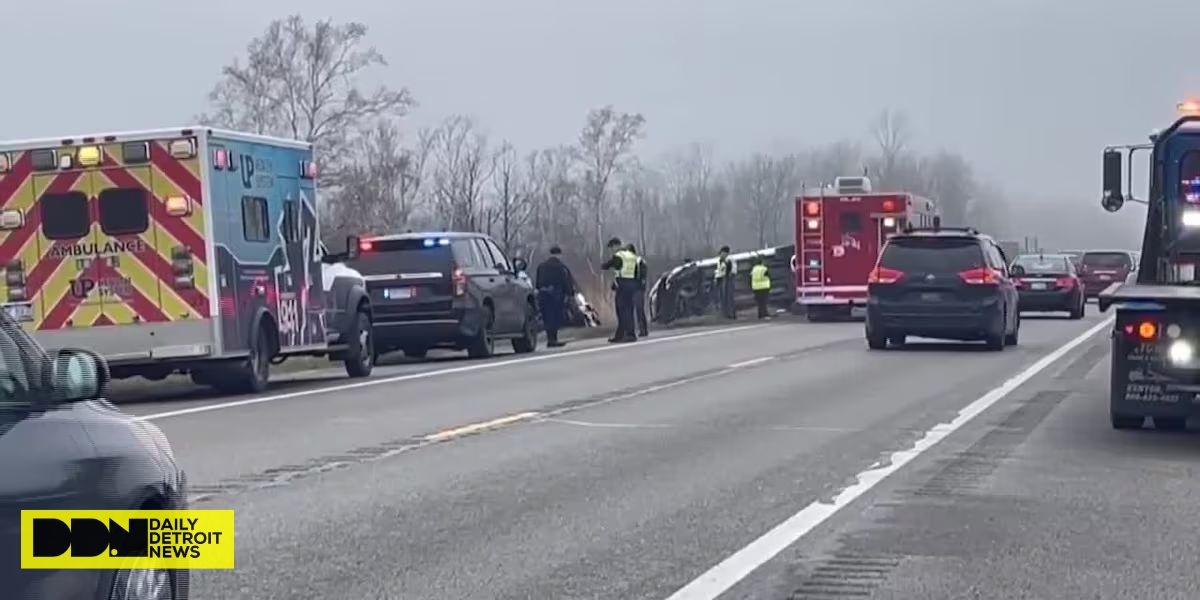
[{"xmin": 20, "ymin": 510, "xmax": 235, "ymax": 570}]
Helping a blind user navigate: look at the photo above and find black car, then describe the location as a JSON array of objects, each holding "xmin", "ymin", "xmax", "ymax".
[
  {"xmin": 347, "ymin": 232, "xmax": 539, "ymax": 359},
  {"xmin": 865, "ymin": 227, "xmax": 1020, "ymax": 350},
  {"xmin": 0, "ymin": 312, "xmax": 188, "ymax": 600},
  {"xmin": 1010, "ymin": 253, "xmax": 1086, "ymax": 319}
]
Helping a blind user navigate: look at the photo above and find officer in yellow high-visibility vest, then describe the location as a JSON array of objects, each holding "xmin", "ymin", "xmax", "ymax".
[
  {"xmin": 600, "ymin": 237, "xmax": 640, "ymax": 343},
  {"xmin": 750, "ymin": 256, "xmax": 772, "ymax": 319},
  {"xmin": 713, "ymin": 245, "xmax": 736, "ymax": 319}
]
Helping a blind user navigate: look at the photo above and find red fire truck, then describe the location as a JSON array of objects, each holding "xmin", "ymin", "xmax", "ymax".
[{"xmin": 793, "ymin": 176, "xmax": 939, "ymax": 320}]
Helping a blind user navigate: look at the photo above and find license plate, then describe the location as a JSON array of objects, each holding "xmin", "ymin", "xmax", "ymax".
[
  {"xmin": 920, "ymin": 292, "xmax": 941, "ymax": 301},
  {"xmin": 1099, "ymin": 275, "xmax": 1112, "ymax": 280},
  {"xmin": 384, "ymin": 287, "xmax": 414, "ymax": 300},
  {"xmin": 1031, "ymin": 282, "xmax": 1048, "ymax": 290},
  {"xmin": 3, "ymin": 303, "xmax": 32, "ymax": 322}
]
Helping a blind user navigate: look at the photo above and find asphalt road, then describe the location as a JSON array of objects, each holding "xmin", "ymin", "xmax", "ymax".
[{"xmin": 118, "ymin": 309, "xmax": 1137, "ymax": 599}]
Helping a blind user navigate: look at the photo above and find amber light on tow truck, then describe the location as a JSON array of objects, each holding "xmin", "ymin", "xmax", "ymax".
[
  {"xmin": 1122, "ymin": 320, "xmax": 1159, "ymax": 341},
  {"xmin": 1179, "ymin": 99, "xmax": 1200, "ymax": 116}
]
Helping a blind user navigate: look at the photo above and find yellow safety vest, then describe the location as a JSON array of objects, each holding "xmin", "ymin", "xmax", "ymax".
[
  {"xmin": 751, "ymin": 264, "xmax": 770, "ymax": 291},
  {"xmin": 714, "ymin": 257, "xmax": 729, "ymax": 279},
  {"xmin": 615, "ymin": 250, "xmax": 639, "ymax": 279}
]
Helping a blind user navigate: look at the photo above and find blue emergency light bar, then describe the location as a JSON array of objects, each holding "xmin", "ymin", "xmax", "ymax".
[{"xmin": 422, "ymin": 238, "xmax": 450, "ymax": 248}]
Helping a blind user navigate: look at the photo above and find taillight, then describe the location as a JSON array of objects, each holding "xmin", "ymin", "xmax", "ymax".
[
  {"xmin": 1056, "ymin": 276, "xmax": 1075, "ymax": 288},
  {"xmin": 867, "ymin": 266, "xmax": 903, "ymax": 284},
  {"xmin": 1123, "ymin": 320, "xmax": 1159, "ymax": 341},
  {"xmin": 171, "ymin": 246, "xmax": 195, "ymax": 289},
  {"xmin": 6, "ymin": 260, "xmax": 26, "ymax": 302},
  {"xmin": 452, "ymin": 267, "xmax": 466, "ymax": 297},
  {"xmin": 959, "ymin": 267, "xmax": 1001, "ymax": 285}
]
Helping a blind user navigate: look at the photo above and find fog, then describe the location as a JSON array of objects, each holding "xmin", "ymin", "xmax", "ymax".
[{"xmin": 2, "ymin": 0, "xmax": 1196, "ymax": 251}]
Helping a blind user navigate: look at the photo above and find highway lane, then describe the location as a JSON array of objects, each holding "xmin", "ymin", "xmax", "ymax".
[
  {"xmin": 149, "ymin": 309, "xmax": 1112, "ymax": 599},
  {"xmin": 727, "ymin": 313, "xmax": 1200, "ymax": 600}
]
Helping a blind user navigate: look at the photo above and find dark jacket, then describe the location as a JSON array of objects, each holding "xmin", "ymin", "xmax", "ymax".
[
  {"xmin": 635, "ymin": 257, "xmax": 648, "ymax": 290},
  {"xmin": 536, "ymin": 256, "xmax": 575, "ymax": 296}
]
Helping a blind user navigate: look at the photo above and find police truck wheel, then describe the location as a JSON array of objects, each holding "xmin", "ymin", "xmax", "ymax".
[
  {"xmin": 512, "ymin": 302, "xmax": 538, "ymax": 354},
  {"xmin": 343, "ymin": 311, "xmax": 374, "ymax": 378},
  {"xmin": 1111, "ymin": 413, "xmax": 1144, "ymax": 430},
  {"xmin": 467, "ymin": 307, "xmax": 496, "ymax": 359}
]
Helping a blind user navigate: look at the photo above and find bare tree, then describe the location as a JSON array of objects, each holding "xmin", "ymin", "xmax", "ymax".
[
  {"xmin": 428, "ymin": 116, "xmax": 495, "ymax": 231},
  {"xmin": 524, "ymin": 147, "xmax": 580, "ymax": 255},
  {"xmin": 870, "ymin": 109, "xmax": 912, "ymax": 189},
  {"xmin": 921, "ymin": 151, "xmax": 976, "ymax": 226},
  {"xmin": 487, "ymin": 142, "xmax": 535, "ymax": 253},
  {"xmin": 575, "ymin": 106, "xmax": 646, "ymax": 261},
  {"xmin": 201, "ymin": 15, "xmax": 413, "ymax": 174},
  {"xmin": 667, "ymin": 142, "xmax": 723, "ymax": 253},
  {"xmin": 733, "ymin": 153, "xmax": 795, "ymax": 247}
]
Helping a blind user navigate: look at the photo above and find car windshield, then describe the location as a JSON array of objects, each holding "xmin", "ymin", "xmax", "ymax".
[
  {"xmin": 1012, "ymin": 255, "xmax": 1070, "ymax": 275},
  {"xmin": 1082, "ymin": 252, "xmax": 1132, "ymax": 269},
  {"xmin": 879, "ymin": 237, "xmax": 984, "ymax": 272}
]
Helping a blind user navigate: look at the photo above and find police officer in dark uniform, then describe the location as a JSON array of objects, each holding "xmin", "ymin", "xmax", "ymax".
[
  {"xmin": 535, "ymin": 245, "xmax": 575, "ymax": 347},
  {"xmin": 600, "ymin": 237, "xmax": 639, "ymax": 343},
  {"xmin": 628, "ymin": 243, "xmax": 649, "ymax": 337}
]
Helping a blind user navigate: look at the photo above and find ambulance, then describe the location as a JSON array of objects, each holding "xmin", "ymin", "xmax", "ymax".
[{"xmin": 0, "ymin": 127, "xmax": 375, "ymax": 394}]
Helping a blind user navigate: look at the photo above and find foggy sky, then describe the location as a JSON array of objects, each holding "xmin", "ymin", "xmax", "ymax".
[{"xmin": 3, "ymin": 0, "xmax": 1196, "ymax": 247}]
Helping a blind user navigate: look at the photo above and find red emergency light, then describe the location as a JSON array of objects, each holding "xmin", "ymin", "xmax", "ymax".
[
  {"xmin": 359, "ymin": 239, "xmax": 373, "ymax": 252},
  {"xmin": 804, "ymin": 201, "xmax": 820, "ymax": 216},
  {"xmin": 882, "ymin": 199, "xmax": 896, "ymax": 212}
]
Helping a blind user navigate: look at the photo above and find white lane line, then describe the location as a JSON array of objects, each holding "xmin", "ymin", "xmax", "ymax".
[
  {"xmin": 728, "ymin": 356, "xmax": 775, "ymax": 369},
  {"xmin": 423, "ymin": 412, "xmax": 541, "ymax": 442},
  {"xmin": 137, "ymin": 324, "xmax": 768, "ymax": 422},
  {"xmin": 544, "ymin": 418, "xmax": 675, "ymax": 429},
  {"xmin": 664, "ymin": 316, "xmax": 1114, "ymax": 600}
]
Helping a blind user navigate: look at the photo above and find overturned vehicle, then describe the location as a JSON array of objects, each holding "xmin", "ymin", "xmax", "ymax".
[{"xmin": 649, "ymin": 244, "xmax": 796, "ymax": 324}]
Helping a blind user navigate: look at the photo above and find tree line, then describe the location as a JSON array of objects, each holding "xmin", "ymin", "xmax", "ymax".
[{"xmin": 198, "ymin": 15, "xmax": 1008, "ymax": 292}]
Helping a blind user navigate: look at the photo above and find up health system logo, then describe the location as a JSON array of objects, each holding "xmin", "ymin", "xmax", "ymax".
[{"xmin": 20, "ymin": 510, "xmax": 235, "ymax": 570}]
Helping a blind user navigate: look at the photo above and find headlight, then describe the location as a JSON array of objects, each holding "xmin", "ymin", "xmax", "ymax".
[{"xmin": 1168, "ymin": 339, "xmax": 1194, "ymax": 365}]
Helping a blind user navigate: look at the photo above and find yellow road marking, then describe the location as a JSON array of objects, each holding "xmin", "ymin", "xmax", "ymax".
[{"xmin": 422, "ymin": 412, "xmax": 541, "ymax": 443}]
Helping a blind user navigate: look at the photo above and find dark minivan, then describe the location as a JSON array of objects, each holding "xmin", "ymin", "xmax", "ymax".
[
  {"xmin": 348, "ymin": 232, "xmax": 539, "ymax": 359},
  {"xmin": 865, "ymin": 227, "xmax": 1020, "ymax": 350},
  {"xmin": 1078, "ymin": 250, "xmax": 1135, "ymax": 299}
]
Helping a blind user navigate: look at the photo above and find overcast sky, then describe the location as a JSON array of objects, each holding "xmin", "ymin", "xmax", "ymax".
[{"xmin": 2, "ymin": 0, "xmax": 1195, "ymax": 246}]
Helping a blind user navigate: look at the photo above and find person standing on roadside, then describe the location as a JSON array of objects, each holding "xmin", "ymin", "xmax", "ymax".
[
  {"xmin": 600, "ymin": 237, "xmax": 639, "ymax": 343},
  {"xmin": 750, "ymin": 255, "xmax": 772, "ymax": 319},
  {"xmin": 713, "ymin": 245, "xmax": 737, "ymax": 319},
  {"xmin": 628, "ymin": 243, "xmax": 649, "ymax": 337},
  {"xmin": 535, "ymin": 245, "xmax": 575, "ymax": 347}
]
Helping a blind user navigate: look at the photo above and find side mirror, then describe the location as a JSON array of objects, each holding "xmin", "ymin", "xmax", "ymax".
[
  {"xmin": 346, "ymin": 235, "xmax": 362, "ymax": 261},
  {"xmin": 1102, "ymin": 149, "xmax": 1125, "ymax": 212},
  {"xmin": 512, "ymin": 257, "xmax": 528, "ymax": 273},
  {"xmin": 50, "ymin": 348, "xmax": 107, "ymax": 403}
]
